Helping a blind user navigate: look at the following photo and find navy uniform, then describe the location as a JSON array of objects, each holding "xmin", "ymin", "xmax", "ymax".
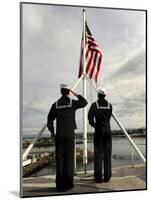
[
  {"xmin": 47, "ymin": 84, "xmax": 87, "ymax": 191},
  {"xmin": 88, "ymin": 87, "xmax": 112, "ymax": 183}
]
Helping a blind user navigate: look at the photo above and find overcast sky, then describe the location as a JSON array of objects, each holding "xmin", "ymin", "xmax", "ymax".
[{"xmin": 22, "ymin": 3, "xmax": 146, "ymax": 135}]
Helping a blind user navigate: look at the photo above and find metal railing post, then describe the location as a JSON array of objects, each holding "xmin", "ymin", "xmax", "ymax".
[
  {"xmin": 112, "ymin": 113, "xmax": 146, "ymax": 164},
  {"xmin": 131, "ymin": 145, "xmax": 134, "ymax": 168}
]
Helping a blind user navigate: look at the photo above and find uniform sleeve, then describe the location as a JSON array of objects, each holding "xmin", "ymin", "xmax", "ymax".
[
  {"xmin": 88, "ymin": 104, "xmax": 96, "ymax": 128},
  {"xmin": 74, "ymin": 94, "xmax": 88, "ymax": 109},
  {"xmin": 47, "ymin": 103, "xmax": 56, "ymax": 134}
]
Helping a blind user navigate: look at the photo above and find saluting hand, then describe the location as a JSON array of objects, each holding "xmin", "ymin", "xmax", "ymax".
[{"xmin": 70, "ymin": 90, "xmax": 78, "ymax": 97}]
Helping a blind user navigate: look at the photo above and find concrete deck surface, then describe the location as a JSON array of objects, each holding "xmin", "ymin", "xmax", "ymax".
[{"xmin": 22, "ymin": 164, "xmax": 146, "ymax": 197}]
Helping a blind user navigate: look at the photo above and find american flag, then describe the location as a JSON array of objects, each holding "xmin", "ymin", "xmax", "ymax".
[{"xmin": 78, "ymin": 21, "xmax": 102, "ymax": 83}]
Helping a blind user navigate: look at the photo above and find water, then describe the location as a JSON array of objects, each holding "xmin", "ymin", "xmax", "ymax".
[{"xmin": 25, "ymin": 137, "xmax": 146, "ymax": 177}]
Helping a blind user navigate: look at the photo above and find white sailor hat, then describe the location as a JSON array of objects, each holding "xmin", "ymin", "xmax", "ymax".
[
  {"xmin": 98, "ymin": 87, "xmax": 106, "ymax": 95},
  {"xmin": 60, "ymin": 84, "xmax": 70, "ymax": 90}
]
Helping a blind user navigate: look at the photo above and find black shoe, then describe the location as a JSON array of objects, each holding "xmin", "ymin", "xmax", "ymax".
[
  {"xmin": 64, "ymin": 184, "xmax": 74, "ymax": 191},
  {"xmin": 104, "ymin": 178, "xmax": 110, "ymax": 182},
  {"xmin": 56, "ymin": 188, "xmax": 65, "ymax": 192},
  {"xmin": 94, "ymin": 179, "xmax": 103, "ymax": 183}
]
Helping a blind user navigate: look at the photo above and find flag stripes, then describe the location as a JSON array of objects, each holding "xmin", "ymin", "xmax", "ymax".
[{"xmin": 78, "ymin": 21, "xmax": 102, "ymax": 83}]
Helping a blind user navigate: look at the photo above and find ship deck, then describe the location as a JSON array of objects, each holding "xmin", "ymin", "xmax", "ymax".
[{"xmin": 22, "ymin": 164, "xmax": 146, "ymax": 197}]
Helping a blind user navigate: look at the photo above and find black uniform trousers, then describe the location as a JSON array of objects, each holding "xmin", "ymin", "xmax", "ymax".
[
  {"xmin": 94, "ymin": 134, "xmax": 112, "ymax": 181},
  {"xmin": 55, "ymin": 131, "xmax": 74, "ymax": 191}
]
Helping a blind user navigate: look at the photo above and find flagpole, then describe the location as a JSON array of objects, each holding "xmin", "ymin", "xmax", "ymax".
[{"xmin": 82, "ymin": 9, "xmax": 87, "ymax": 174}]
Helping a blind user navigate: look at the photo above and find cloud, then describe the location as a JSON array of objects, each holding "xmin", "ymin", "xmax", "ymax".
[
  {"xmin": 109, "ymin": 49, "xmax": 145, "ymax": 81},
  {"xmin": 21, "ymin": 4, "xmax": 146, "ymax": 134}
]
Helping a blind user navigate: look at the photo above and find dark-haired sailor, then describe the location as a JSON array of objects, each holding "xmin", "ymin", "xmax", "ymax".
[
  {"xmin": 88, "ymin": 87, "xmax": 112, "ymax": 183},
  {"xmin": 47, "ymin": 84, "xmax": 87, "ymax": 191}
]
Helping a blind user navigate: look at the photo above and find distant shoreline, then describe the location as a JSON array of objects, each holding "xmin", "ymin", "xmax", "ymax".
[
  {"xmin": 112, "ymin": 133, "xmax": 146, "ymax": 138},
  {"xmin": 23, "ymin": 133, "xmax": 145, "ymax": 148},
  {"xmin": 23, "ymin": 127, "xmax": 146, "ymax": 139}
]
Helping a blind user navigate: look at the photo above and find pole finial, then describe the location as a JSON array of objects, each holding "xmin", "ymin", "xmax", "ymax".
[{"xmin": 83, "ymin": 9, "xmax": 86, "ymax": 13}]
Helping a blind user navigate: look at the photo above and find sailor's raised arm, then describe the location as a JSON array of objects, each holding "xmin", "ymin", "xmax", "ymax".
[{"xmin": 70, "ymin": 90, "xmax": 88, "ymax": 109}]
